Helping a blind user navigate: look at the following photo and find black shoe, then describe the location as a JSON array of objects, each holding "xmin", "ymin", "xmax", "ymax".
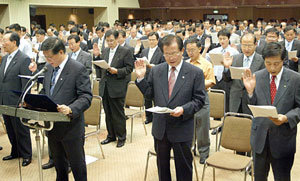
[
  {"xmin": 145, "ymin": 118, "xmax": 152, "ymax": 124},
  {"xmin": 0, "ymin": 146, "xmax": 2, "ymax": 150},
  {"xmin": 200, "ymin": 156, "xmax": 208, "ymax": 164},
  {"xmin": 22, "ymin": 158, "xmax": 31, "ymax": 167},
  {"xmin": 101, "ymin": 138, "xmax": 116, "ymax": 145},
  {"xmin": 3, "ymin": 155, "xmax": 18, "ymax": 161},
  {"xmin": 42, "ymin": 160, "xmax": 54, "ymax": 169},
  {"xmin": 116, "ymin": 140, "xmax": 125, "ymax": 148}
]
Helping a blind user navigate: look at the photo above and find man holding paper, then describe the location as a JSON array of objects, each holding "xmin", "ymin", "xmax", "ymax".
[
  {"xmin": 279, "ymin": 26, "xmax": 300, "ymax": 72},
  {"xmin": 135, "ymin": 34, "xmax": 206, "ymax": 181},
  {"xmin": 139, "ymin": 32, "xmax": 165, "ymax": 124},
  {"xmin": 94, "ymin": 30, "xmax": 134, "ymax": 148},
  {"xmin": 223, "ymin": 33, "xmax": 265, "ymax": 114},
  {"xmin": 243, "ymin": 42, "xmax": 300, "ymax": 181}
]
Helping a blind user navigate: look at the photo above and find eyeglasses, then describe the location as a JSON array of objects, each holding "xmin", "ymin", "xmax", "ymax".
[
  {"xmin": 164, "ymin": 51, "xmax": 181, "ymax": 58},
  {"xmin": 241, "ymin": 44, "xmax": 255, "ymax": 48}
]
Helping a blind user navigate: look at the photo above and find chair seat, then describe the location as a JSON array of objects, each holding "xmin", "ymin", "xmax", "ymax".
[
  {"xmin": 210, "ymin": 119, "xmax": 223, "ymax": 129},
  {"xmin": 206, "ymin": 152, "xmax": 252, "ymax": 171},
  {"xmin": 125, "ymin": 108, "xmax": 143, "ymax": 117}
]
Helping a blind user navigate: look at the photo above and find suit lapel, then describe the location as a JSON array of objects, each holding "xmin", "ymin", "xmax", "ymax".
[
  {"xmin": 169, "ymin": 62, "xmax": 188, "ymax": 103},
  {"xmin": 273, "ymin": 68, "xmax": 289, "ymax": 106},
  {"xmin": 250, "ymin": 53, "xmax": 261, "ymax": 72},
  {"xmin": 0, "ymin": 56, "xmax": 7, "ymax": 77},
  {"xmin": 144, "ymin": 48, "xmax": 150, "ymax": 59},
  {"xmin": 45, "ymin": 65, "xmax": 53, "ymax": 96},
  {"xmin": 150, "ymin": 49, "xmax": 158, "ymax": 64},
  {"xmin": 110, "ymin": 46, "xmax": 120, "ymax": 67},
  {"xmin": 160, "ymin": 63, "xmax": 169, "ymax": 103},
  {"xmin": 260, "ymin": 70, "xmax": 271, "ymax": 105},
  {"xmin": 4, "ymin": 50, "xmax": 20, "ymax": 77},
  {"xmin": 51, "ymin": 59, "xmax": 70, "ymax": 97}
]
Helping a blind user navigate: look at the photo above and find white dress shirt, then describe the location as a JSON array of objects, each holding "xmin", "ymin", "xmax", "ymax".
[
  {"xmin": 269, "ymin": 67, "xmax": 283, "ymax": 89},
  {"xmin": 148, "ymin": 46, "xmax": 158, "ymax": 62},
  {"xmin": 168, "ymin": 59, "xmax": 183, "ymax": 81},
  {"xmin": 19, "ymin": 36, "xmax": 33, "ymax": 58},
  {"xmin": 285, "ymin": 39, "xmax": 294, "ymax": 52},
  {"xmin": 4, "ymin": 49, "xmax": 18, "ymax": 74},
  {"xmin": 71, "ymin": 48, "xmax": 81, "ymax": 60},
  {"xmin": 243, "ymin": 52, "xmax": 255, "ymax": 68},
  {"xmin": 53, "ymin": 55, "xmax": 69, "ymax": 85},
  {"xmin": 108, "ymin": 44, "xmax": 119, "ymax": 66}
]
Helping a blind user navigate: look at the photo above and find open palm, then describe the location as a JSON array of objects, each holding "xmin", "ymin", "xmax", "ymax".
[{"xmin": 242, "ymin": 69, "xmax": 256, "ymax": 95}]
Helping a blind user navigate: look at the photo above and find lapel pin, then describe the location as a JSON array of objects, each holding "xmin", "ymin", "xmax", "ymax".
[
  {"xmin": 182, "ymin": 76, "xmax": 185, "ymax": 79},
  {"xmin": 284, "ymin": 85, "xmax": 286, "ymax": 88},
  {"xmin": 60, "ymin": 78, "xmax": 63, "ymax": 81}
]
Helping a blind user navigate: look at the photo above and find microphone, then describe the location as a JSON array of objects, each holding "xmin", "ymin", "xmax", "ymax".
[{"xmin": 30, "ymin": 65, "xmax": 48, "ymax": 80}]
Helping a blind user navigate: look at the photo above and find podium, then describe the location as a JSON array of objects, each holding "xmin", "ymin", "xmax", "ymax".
[{"xmin": 0, "ymin": 105, "xmax": 70, "ymax": 181}]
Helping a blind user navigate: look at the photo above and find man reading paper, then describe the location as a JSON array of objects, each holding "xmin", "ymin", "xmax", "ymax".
[
  {"xmin": 243, "ymin": 42, "xmax": 300, "ymax": 181},
  {"xmin": 135, "ymin": 35, "xmax": 206, "ymax": 181}
]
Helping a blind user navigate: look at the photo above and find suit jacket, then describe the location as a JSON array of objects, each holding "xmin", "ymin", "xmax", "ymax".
[
  {"xmin": 140, "ymin": 47, "xmax": 165, "ymax": 77},
  {"xmin": 124, "ymin": 43, "xmax": 135, "ymax": 56},
  {"xmin": 41, "ymin": 57, "xmax": 92, "ymax": 140},
  {"xmin": 245, "ymin": 68, "xmax": 300, "ymax": 159},
  {"xmin": 223, "ymin": 53, "xmax": 265, "ymax": 113},
  {"xmin": 68, "ymin": 50, "xmax": 92, "ymax": 74},
  {"xmin": 88, "ymin": 36, "xmax": 106, "ymax": 53},
  {"xmin": 255, "ymin": 40, "xmax": 266, "ymax": 55},
  {"xmin": 136, "ymin": 61, "xmax": 206, "ymax": 142},
  {"xmin": 279, "ymin": 39, "xmax": 300, "ymax": 72},
  {"xmin": 0, "ymin": 50, "xmax": 31, "ymax": 105},
  {"xmin": 95, "ymin": 45, "xmax": 134, "ymax": 98},
  {"xmin": 80, "ymin": 42, "xmax": 89, "ymax": 52}
]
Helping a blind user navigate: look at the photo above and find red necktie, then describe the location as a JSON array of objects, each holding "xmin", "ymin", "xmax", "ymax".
[
  {"xmin": 270, "ymin": 76, "xmax": 277, "ymax": 104},
  {"xmin": 168, "ymin": 67, "xmax": 176, "ymax": 98}
]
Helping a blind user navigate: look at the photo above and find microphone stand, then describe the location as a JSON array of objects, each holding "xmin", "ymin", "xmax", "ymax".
[{"xmin": 17, "ymin": 78, "xmax": 53, "ymax": 181}]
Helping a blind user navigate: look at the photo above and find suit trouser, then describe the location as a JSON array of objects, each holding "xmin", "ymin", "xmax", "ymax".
[
  {"xmin": 154, "ymin": 134, "xmax": 193, "ymax": 181},
  {"xmin": 144, "ymin": 98, "xmax": 153, "ymax": 121},
  {"xmin": 2, "ymin": 115, "xmax": 32, "ymax": 159},
  {"xmin": 103, "ymin": 86, "xmax": 126, "ymax": 141},
  {"xmin": 212, "ymin": 78, "xmax": 231, "ymax": 112},
  {"xmin": 195, "ymin": 94, "xmax": 210, "ymax": 158},
  {"xmin": 48, "ymin": 136, "xmax": 87, "ymax": 181},
  {"xmin": 254, "ymin": 135, "xmax": 294, "ymax": 181}
]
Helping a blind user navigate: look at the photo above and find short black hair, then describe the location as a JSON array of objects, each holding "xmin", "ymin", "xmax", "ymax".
[
  {"xmin": 262, "ymin": 42, "xmax": 286, "ymax": 61},
  {"xmin": 0, "ymin": 28, "xmax": 4, "ymax": 34},
  {"xmin": 36, "ymin": 29, "xmax": 46, "ymax": 35},
  {"xmin": 185, "ymin": 37, "xmax": 201, "ymax": 48},
  {"xmin": 240, "ymin": 33, "xmax": 257, "ymax": 44},
  {"xmin": 102, "ymin": 22, "xmax": 110, "ymax": 28},
  {"xmin": 148, "ymin": 32, "xmax": 159, "ymax": 40},
  {"xmin": 41, "ymin": 37, "xmax": 66, "ymax": 54},
  {"xmin": 283, "ymin": 26, "xmax": 297, "ymax": 34},
  {"xmin": 161, "ymin": 34, "xmax": 183, "ymax": 51},
  {"xmin": 9, "ymin": 23, "xmax": 21, "ymax": 31},
  {"xmin": 21, "ymin": 26, "xmax": 26, "ymax": 33},
  {"xmin": 265, "ymin": 28, "xmax": 279, "ymax": 37},
  {"xmin": 70, "ymin": 27, "xmax": 80, "ymax": 35},
  {"xmin": 217, "ymin": 29, "xmax": 231, "ymax": 39},
  {"xmin": 95, "ymin": 26, "xmax": 105, "ymax": 32},
  {"xmin": 5, "ymin": 32, "xmax": 20, "ymax": 47},
  {"xmin": 105, "ymin": 30, "xmax": 119, "ymax": 39},
  {"xmin": 67, "ymin": 21, "xmax": 75, "ymax": 25},
  {"xmin": 49, "ymin": 23, "xmax": 56, "ymax": 27},
  {"xmin": 67, "ymin": 34, "xmax": 80, "ymax": 43},
  {"xmin": 195, "ymin": 23, "xmax": 204, "ymax": 30},
  {"xmin": 59, "ymin": 24, "xmax": 65, "ymax": 28},
  {"xmin": 118, "ymin": 30, "xmax": 126, "ymax": 38}
]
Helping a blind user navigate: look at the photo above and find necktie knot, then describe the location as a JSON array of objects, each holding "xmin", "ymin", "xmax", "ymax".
[
  {"xmin": 54, "ymin": 66, "xmax": 60, "ymax": 72},
  {"xmin": 272, "ymin": 75, "xmax": 276, "ymax": 81}
]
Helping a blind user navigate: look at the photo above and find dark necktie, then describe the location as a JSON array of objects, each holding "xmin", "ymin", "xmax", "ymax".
[
  {"xmin": 270, "ymin": 75, "xmax": 277, "ymax": 104},
  {"xmin": 168, "ymin": 67, "xmax": 176, "ymax": 98},
  {"xmin": 50, "ymin": 66, "xmax": 60, "ymax": 95}
]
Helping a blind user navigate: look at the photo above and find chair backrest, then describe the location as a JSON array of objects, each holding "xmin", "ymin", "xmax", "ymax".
[
  {"xmin": 220, "ymin": 112, "xmax": 252, "ymax": 152},
  {"xmin": 208, "ymin": 89, "xmax": 225, "ymax": 119},
  {"xmin": 84, "ymin": 96, "xmax": 102, "ymax": 126},
  {"xmin": 125, "ymin": 81, "xmax": 144, "ymax": 107},
  {"xmin": 131, "ymin": 71, "xmax": 137, "ymax": 81},
  {"xmin": 92, "ymin": 80, "xmax": 99, "ymax": 96}
]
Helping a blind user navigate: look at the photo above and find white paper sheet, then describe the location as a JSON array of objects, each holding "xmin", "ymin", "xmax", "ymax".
[
  {"xmin": 141, "ymin": 40, "xmax": 150, "ymax": 49},
  {"xmin": 229, "ymin": 66, "xmax": 247, "ymax": 79},
  {"xmin": 209, "ymin": 53, "xmax": 224, "ymax": 66},
  {"xmin": 248, "ymin": 105, "xmax": 278, "ymax": 118},
  {"xmin": 146, "ymin": 106, "xmax": 175, "ymax": 114},
  {"xmin": 92, "ymin": 60, "xmax": 110, "ymax": 69},
  {"xmin": 288, "ymin": 50, "xmax": 297, "ymax": 59},
  {"xmin": 85, "ymin": 155, "xmax": 98, "ymax": 165},
  {"xmin": 136, "ymin": 57, "xmax": 150, "ymax": 65}
]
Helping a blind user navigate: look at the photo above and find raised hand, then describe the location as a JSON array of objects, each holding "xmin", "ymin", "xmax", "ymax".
[
  {"xmin": 242, "ymin": 68, "xmax": 256, "ymax": 95},
  {"xmin": 204, "ymin": 37, "xmax": 211, "ymax": 49},
  {"xmin": 28, "ymin": 58, "xmax": 37, "ymax": 73},
  {"xmin": 93, "ymin": 43, "xmax": 100, "ymax": 57},
  {"xmin": 134, "ymin": 59, "xmax": 146, "ymax": 79},
  {"xmin": 222, "ymin": 52, "xmax": 233, "ymax": 68}
]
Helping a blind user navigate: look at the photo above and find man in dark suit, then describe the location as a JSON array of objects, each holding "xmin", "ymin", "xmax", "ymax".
[
  {"xmin": 94, "ymin": 30, "xmax": 134, "ymax": 148},
  {"xmin": 88, "ymin": 26, "xmax": 105, "ymax": 53},
  {"xmin": 243, "ymin": 42, "xmax": 300, "ymax": 181},
  {"xmin": 279, "ymin": 26, "xmax": 300, "ymax": 72},
  {"xmin": 223, "ymin": 33, "xmax": 265, "ymax": 114},
  {"xmin": 139, "ymin": 32, "xmax": 165, "ymax": 124},
  {"xmin": 135, "ymin": 35, "xmax": 206, "ymax": 181},
  {"xmin": 39, "ymin": 37, "xmax": 92, "ymax": 180},
  {"xmin": 118, "ymin": 30, "xmax": 134, "ymax": 56},
  {"xmin": 0, "ymin": 32, "xmax": 32, "ymax": 166},
  {"xmin": 67, "ymin": 35, "xmax": 92, "ymax": 74}
]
